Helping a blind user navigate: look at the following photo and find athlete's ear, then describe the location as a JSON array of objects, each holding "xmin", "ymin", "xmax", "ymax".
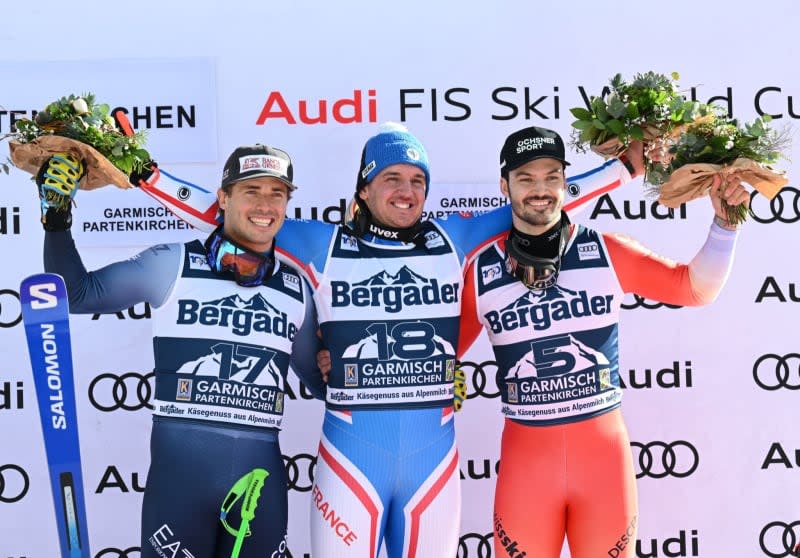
[
  {"xmin": 357, "ymin": 186, "xmax": 368, "ymax": 202},
  {"xmin": 216, "ymin": 188, "xmax": 228, "ymax": 210},
  {"xmin": 500, "ymin": 177, "xmax": 510, "ymax": 197}
]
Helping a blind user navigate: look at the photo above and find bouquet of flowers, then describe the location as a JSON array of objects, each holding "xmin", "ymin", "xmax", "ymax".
[
  {"xmin": 570, "ymin": 71, "xmax": 706, "ymax": 158},
  {"xmin": 571, "ymin": 71, "xmax": 791, "ymax": 225},
  {"xmin": 645, "ymin": 110, "xmax": 790, "ymax": 224},
  {"xmin": 2, "ymin": 93, "xmax": 152, "ymax": 190}
]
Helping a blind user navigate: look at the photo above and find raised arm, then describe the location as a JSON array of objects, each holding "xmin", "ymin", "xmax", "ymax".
[
  {"xmin": 606, "ymin": 175, "xmax": 745, "ymax": 306},
  {"xmin": 605, "ymin": 222, "xmax": 738, "ymax": 307},
  {"xmin": 137, "ymin": 166, "xmax": 220, "ymax": 233},
  {"xmin": 440, "ymin": 157, "xmax": 635, "ymax": 261},
  {"xmin": 44, "ymin": 230, "xmax": 181, "ymax": 313},
  {"xmin": 274, "ymin": 218, "xmax": 337, "ymax": 278}
]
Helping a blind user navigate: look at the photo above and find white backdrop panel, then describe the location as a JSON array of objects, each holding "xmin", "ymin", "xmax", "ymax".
[{"xmin": 0, "ymin": 1, "xmax": 798, "ymax": 557}]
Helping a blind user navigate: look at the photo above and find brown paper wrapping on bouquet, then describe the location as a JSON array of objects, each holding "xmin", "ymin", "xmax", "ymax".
[
  {"xmin": 590, "ymin": 137, "xmax": 627, "ymax": 158},
  {"xmin": 590, "ymin": 124, "xmax": 664, "ymax": 159},
  {"xmin": 9, "ymin": 136, "xmax": 133, "ymax": 190},
  {"xmin": 657, "ymin": 158, "xmax": 788, "ymax": 208}
]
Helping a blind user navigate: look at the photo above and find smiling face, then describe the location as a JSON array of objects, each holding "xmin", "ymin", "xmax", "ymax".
[
  {"xmin": 500, "ymin": 157, "xmax": 566, "ymax": 235},
  {"xmin": 358, "ymin": 163, "xmax": 427, "ymax": 229},
  {"xmin": 216, "ymin": 177, "xmax": 290, "ymax": 253}
]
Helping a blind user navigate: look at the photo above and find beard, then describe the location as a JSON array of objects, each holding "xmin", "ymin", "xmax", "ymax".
[{"xmin": 512, "ymin": 195, "xmax": 562, "ymax": 228}]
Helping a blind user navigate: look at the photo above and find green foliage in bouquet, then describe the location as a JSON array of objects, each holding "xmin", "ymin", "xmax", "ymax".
[
  {"xmin": 570, "ymin": 71, "xmax": 706, "ymax": 154},
  {"xmin": 646, "ymin": 114, "xmax": 787, "ymax": 183},
  {"xmin": 2, "ymin": 93, "xmax": 151, "ymax": 176},
  {"xmin": 646, "ymin": 112, "xmax": 791, "ymax": 224}
]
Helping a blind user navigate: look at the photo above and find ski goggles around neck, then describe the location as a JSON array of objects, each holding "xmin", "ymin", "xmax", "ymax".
[
  {"xmin": 504, "ymin": 214, "xmax": 571, "ymax": 291},
  {"xmin": 204, "ymin": 226, "xmax": 275, "ymax": 287},
  {"xmin": 504, "ymin": 243, "xmax": 562, "ymax": 290}
]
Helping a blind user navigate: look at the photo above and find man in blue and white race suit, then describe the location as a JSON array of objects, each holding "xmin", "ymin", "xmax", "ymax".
[{"xmin": 37, "ymin": 145, "xmax": 325, "ymax": 558}]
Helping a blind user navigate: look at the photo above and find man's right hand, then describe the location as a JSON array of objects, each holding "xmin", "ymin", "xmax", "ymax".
[
  {"xmin": 317, "ymin": 345, "xmax": 331, "ymax": 384},
  {"xmin": 35, "ymin": 153, "xmax": 84, "ymax": 231},
  {"xmin": 129, "ymin": 160, "xmax": 158, "ymax": 187},
  {"xmin": 619, "ymin": 140, "xmax": 645, "ymax": 178}
]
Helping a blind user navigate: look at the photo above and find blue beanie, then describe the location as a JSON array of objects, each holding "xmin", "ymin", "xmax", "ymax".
[{"xmin": 356, "ymin": 122, "xmax": 430, "ymax": 194}]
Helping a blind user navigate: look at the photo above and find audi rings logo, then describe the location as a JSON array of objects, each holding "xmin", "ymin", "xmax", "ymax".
[
  {"xmin": 621, "ymin": 294, "xmax": 682, "ymax": 311},
  {"xmin": 750, "ymin": 187, "xmax": 800, "ymax": 224},
  {"xmin": 457, "ymin": 531, "xmax": 493, "ymax": 558},
  {"xmin": 0, "ymin": 464, "xmax": 30, "ymax": 503},
  {"xmin": 0, "ymin": 288, "xmax": 21, "ymax": 328},
  {"xmin": 630, "ymin": 440, "xmax": 699, "ymax": 479},
  {"xmin": 89, "ymin": 372, "xmax": 155, "ymax": 412},
  {"xmin": 95, "ymin": 547, "xmax": 140, "ymax": 558},
  {"xmin": 284, "ymin": 453, "xmax": 316, "ymax": 492},
  {"xmin": 759, "ymin": 521, "xmax": 800, "ymax": 558},
  {"xmin": 753, "ymin": 354, "xmax": 800, "ymax": 391},
  {"xmin": 458, "ymin": 361, "xmax": 500, "ymax": 399}
]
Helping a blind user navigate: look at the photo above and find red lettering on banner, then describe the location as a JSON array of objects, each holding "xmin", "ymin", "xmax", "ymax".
[
  {"xmin": 311, "ymin": 484, "xmax": 358, "ymax": 546},
  {"xmin": 256, "ymin": 90, "xmax": 377, "ymax": 125},
  {"xmin": 300, "ymin": 100, "xmax": 327, "ymax": 124},
  {"xmin": 333, "ymin": 90, "xmax": 376, "ymax": 123},
  {"xmin": 256, "ymin": 92, "xmax": 297, "ymax": 124}
]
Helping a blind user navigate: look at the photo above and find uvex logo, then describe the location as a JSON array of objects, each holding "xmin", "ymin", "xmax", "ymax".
[
  {"xmin": 176, "ymin": 294, "xmax": 296, "ymax": 338},
  {"xmin": 485, "ymin": 284, "xmax": 612, "ymax": 333},
  {"xmin": 331, "ymin": 266, "xmax": 459, "ymax": 313}
]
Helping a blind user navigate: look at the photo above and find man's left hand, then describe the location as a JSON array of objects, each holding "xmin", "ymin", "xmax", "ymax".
[{"xmin": 710, "ymin": 175, "xmax": 749, "ymax": 223}]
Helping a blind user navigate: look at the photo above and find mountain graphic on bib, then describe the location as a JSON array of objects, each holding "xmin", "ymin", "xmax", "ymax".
[
  {"xmin": 500, "ymin": 284, "xmax": 579, "ymax": 310},
  {"xmin": 507, "ymin": 334, "xmax": 608, "ymax": 380},
  {"xmin": 355, "ymin": 265, "xmax": 429, "ymax": 286},
  {"xmin": 176, "ymin": 351, "xmax": 282, "ymax": 387},
  {"xmin": 205, "ymin": 293, "xmax": 283, "ymax": 314}
]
